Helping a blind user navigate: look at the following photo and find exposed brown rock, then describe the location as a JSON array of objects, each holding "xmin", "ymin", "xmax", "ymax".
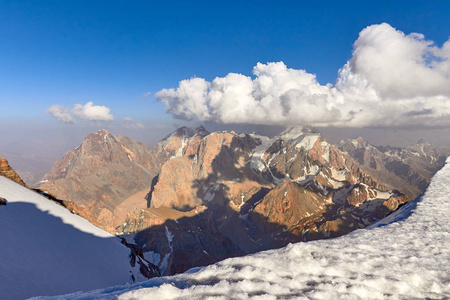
[
  {"xmin": 346, "ymin": 184, "xmax": 378, "ymax": 206},
  {"xmin": 338, "ymin": 137, "xmax": 449, "ymax": 199},
  {"xmin": 383, "ymin": 194, "xmax": 409, "ymax": 210},
  {"xmin": 150, "ymin": 156, "xmax": 199, "ymax": 210},
  {"xmin": 0, "ymin": 158, "xmax": 27, "ymax": 187},
  {"xmin": 38, "ymin": 129, "xmax": 166, "ymax": 233},
  {"xmin": 251, "ymin": 180, "xmax": 327, "ymax": 232},
  {"xmin": 150, "ymin": 132, "xmax": 271, "ymax": 211},
  {"xmin": 156, "ymin": 126, "xmax": 209, "ymax": 158},
  {"xmin": 116, "ymin": 206, "xmax": 207, "ymax": 235}
]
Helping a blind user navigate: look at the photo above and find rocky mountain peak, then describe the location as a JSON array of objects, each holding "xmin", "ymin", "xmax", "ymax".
[
  {"xmin": 416, "ymin": 138, "xmax": 428, "ymax": 145},
  {"xmin": 280, "ymin": 126, "xmax": 319, "ymax": 137},
  {"xmin": 336, "ymin": 136, "xmax": 449, "ymax": 199},
  {"xmin": 95, "ymin": 128, "xmax": 110, "ymax": 135},
  {"xmin": 278, "ymin": 126, "xmax": 322, "ymax": 151},
  {"xmin": 195, "ymin": 125, "xmax": 209, "ymax": 135},
  {"xmin": 338, "ymin": 137, "xmax": 373, "ymax": 155},
  {"xmin": 157, "ymin": 126, "xmax": 210, "ymax": 158},
  {"xmin": 173, "ymin": 126, "xmax": 195, "ymax": 138},
  {"xmin": 353, "ymin": 136, "xmax": 370, "ymax": 149},
  {"xmin": 73, "ymin": 129, "xmax": 126, "ymax": 163},
  {"xmin": 404, "ymin": 140, "xmax": 442, "ymax": 160},
  {"xmin": 38, "ymin": 131, "xmax": 164, "ymax": 232},
  {"xmin": 167, "ymin": 125, "xmax": 210, "ymax": 140},
  {"xmin": 86, "ymin": 128, "xmax": 116, "ymax": 142}
]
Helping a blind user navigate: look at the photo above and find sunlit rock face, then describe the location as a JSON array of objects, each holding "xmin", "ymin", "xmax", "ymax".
[
  {"xmin": 38, "ymin": 129, "xmax": 166, "ymax": 232},
  {"xmin": 0, "ymin": 158, "xmax": 27, "ymax": 187},
  {"xmin": 338, "ymin": 137, "xmax": 449, "ymax": 199}
]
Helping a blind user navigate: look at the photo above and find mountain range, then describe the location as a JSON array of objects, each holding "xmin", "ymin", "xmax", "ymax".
[
  {"xmin": 35, "ymin": 125, "xmax": 448, "ymax": 276},
  {"xmin": 51, "ymin": 156, "xmax": 450, "ymax": 300}
]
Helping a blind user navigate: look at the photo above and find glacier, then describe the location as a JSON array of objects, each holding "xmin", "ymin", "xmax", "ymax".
[{"xmin": 39, "ymin": 157, "xmax": 450, "ymax": 299}]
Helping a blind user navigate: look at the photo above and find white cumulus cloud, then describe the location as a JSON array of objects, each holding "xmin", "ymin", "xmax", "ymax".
[
  {"xmin": 72, "ymin": 101, "xmax": 114, "ymax": 121},
  {"xmin": 156, "ymin": 23, "xmax": 450, "ymax": 128},
  {"xmin": 44, "ymin": 105, "xmax": 75, "ymax": 123},
  {"xmin": 44, "ymin": 102, "xmax": 114, "ymax": 123}
]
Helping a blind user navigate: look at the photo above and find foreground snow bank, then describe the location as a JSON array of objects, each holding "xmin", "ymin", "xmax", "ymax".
[
  {"xmin": 0, "ymin": 176, "xmax": 135, "ymax": 299},
  {"xmin": 43, "ymin": 158, "xmax": 450, "ymax": 300}
]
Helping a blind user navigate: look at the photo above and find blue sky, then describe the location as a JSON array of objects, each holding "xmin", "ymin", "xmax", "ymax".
[
  {"xmin": 2, "ymin": 1, "xmax": 449, "ymax": 120},
  {"xmin": 1, "ymin": 1, "xmax": 450, "ymax": 177}
]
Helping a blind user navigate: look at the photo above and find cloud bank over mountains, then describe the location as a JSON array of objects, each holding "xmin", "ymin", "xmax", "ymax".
[
  {"xmin": 45, "ymin": 101, "xmax": 114, "ymax": 123},
  {"xmin": 156, "ymin": 23, "xmax": 450, "ymax": 127}
]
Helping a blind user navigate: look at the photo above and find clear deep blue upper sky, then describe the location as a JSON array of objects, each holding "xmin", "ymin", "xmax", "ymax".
[{"xmin": 1, "ymin": 1, "xmax": 449, "ymax": 121}]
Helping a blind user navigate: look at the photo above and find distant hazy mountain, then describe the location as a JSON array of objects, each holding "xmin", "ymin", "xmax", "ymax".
[
  {"xmin": 0, "ymin": 151, "xmax": 53, "ymax": 186},
  {"xmin": 338, "ymin": 136, "xmax": 449, "ymax": 199}
]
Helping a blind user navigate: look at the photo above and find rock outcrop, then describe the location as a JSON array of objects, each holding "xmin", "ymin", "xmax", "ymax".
[{"xmin": 0, "ymin": 158, "xmax": 27, "ymax": 187}]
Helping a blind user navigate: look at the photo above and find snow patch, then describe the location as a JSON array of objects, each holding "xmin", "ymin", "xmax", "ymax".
[
  {"xmin": 204, "ymin": 184, "xmax": 220, "ymax": 202},
  {"xmin": 330, "ymin": 168, "xmax": 347, "ymax": 181},
  {"xmin": 249, "ymin": 134, "xmax": 275, "ymax": 172},
  {"xmin": 321, "ymin": 141, "xmax": 330, "ymax": 163},
  {"xmin": 159, "ymin": 226, "xmax": 174, "ymax": 275},
  {"xmin": 170, "ymin": 137, "xmax": 189, "ymax": 159},
  {"xmin": 278, "ymin": 126, "xmax": 320, "ymax": 151},
  {"xmin": 293, "ymin": 164, "xmax": 320, "ymax": 183},
  {"xmin": 295, "ymin": 134, "xmax": 320, "ymax": 151}
]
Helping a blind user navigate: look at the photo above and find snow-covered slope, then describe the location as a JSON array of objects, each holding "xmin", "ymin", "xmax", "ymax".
[
  {"xmin": 0, "ymin": 176, "xmax": 137, "ymax": 299},
  {"xmin": 45, "ymin": 157, "xmax": 450, "ymax": 299}
]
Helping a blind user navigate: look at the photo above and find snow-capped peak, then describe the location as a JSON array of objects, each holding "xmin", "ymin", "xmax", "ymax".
[
  {"xmin": 164, "ymin": 125, "xmax": 210, "ymax": 140},
  {"xmin": 280, "ymin": 126, "xmax": 322, "ymax": 151}
]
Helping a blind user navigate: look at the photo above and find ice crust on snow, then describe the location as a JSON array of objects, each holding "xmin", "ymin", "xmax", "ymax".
[{"xmin": 46, "ymin": 157, "xmax": 450, "ymax": 299}]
